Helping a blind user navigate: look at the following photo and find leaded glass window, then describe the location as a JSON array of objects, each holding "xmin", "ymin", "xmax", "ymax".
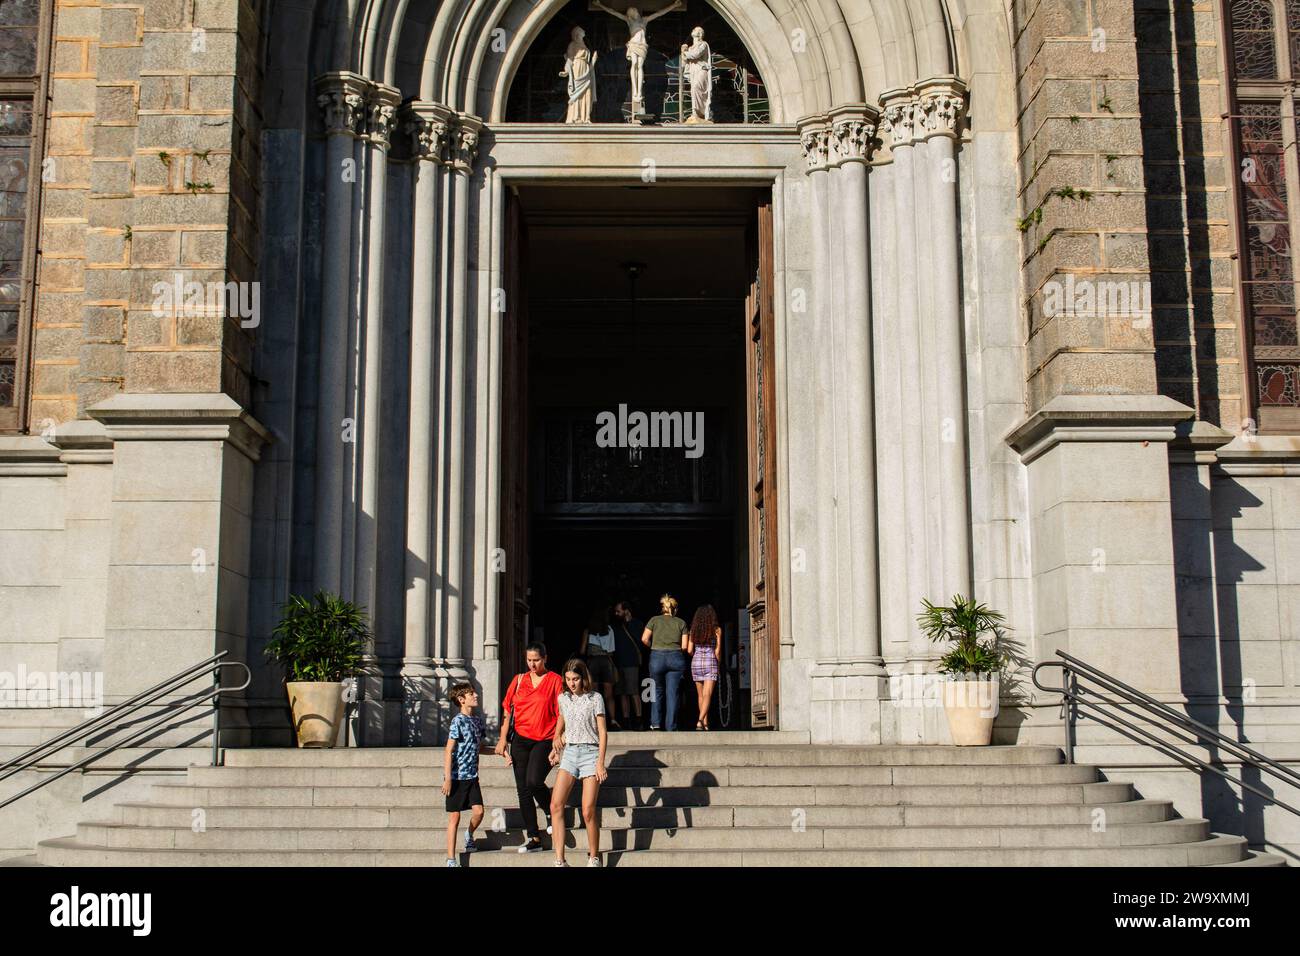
[
  {"xmin": 1228, "ymin": 0, "xmax": 1300, "ymax": 424},
  {"xmin": 506, "ymin": 0, "xmax": 768, "ymax": 124},
  {"xmin": 0, "ymin": 0, "xmax": 44, "ymax": 424}
]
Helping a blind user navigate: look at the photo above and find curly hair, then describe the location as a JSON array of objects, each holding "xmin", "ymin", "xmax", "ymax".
[{"xmin": 689, "ymin": 604, "xmax": 719, "ymax": 647}]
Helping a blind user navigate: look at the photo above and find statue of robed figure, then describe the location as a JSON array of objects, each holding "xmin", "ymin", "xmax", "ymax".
[
  {"xmin": 560, "ymin": 26, "xmax": 597, "ymax": 123},
  {"xmin": 681, "ymin": 26, "xmax": 712, "ymax": 123}
]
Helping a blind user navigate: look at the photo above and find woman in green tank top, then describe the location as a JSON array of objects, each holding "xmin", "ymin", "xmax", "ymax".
[{"xmin": 641, "ymin": 594, "xmax": 689, "ymax": 730}]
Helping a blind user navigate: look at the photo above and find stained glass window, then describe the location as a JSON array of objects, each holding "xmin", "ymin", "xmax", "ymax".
[
  {"xmin": 1233, "ymin": 0, "xmax": 1278, "ymax": 79},
  {"xmin": 1229, "ymin": 1, "xmax": 1300, "ymax": 418},
  {"xmin": 506, "ymin": 1, "xmax": 768, "ymax": 124},
  {"xmin": 0, "ymin": 0, "xmax": 42, "ymax": 421}
]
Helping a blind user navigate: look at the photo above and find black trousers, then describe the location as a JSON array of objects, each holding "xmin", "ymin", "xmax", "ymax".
[{"xmin": 509, "ymin": 734, "xmax": 552, "ymax": 838}]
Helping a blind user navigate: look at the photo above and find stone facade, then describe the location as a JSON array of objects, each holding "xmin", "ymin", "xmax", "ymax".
[{"xmin": 1, "ymin": 0, "xmax": 1298, "ymax": 860}]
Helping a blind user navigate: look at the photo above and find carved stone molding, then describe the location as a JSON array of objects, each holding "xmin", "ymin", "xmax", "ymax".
[
  {"xmin": 403, "ymin": 101, "xmax": 455, "ymax": 164},
  {"xmin": 451, "ymin": 115, "xmax": 483, "ymax": 171},
  {"xmin": 315, "ymin": 71, "xmax": 369, "ymax": 136},
  {"xmin": 828, "ymin": 105, "xmax": 879, "ymax": 166},
  {"xmin": 797, "ymin": 115, "xmax": 831, "ymax": 173},
  {"xmin": 363, "ymin": 84, "xmax": 402, "ymax": 148},
  {"xmin": 915, "ymin": 77, "xmax": 967, "ymax": 140}
]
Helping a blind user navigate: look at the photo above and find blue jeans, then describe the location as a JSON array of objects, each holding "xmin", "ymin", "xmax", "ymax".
[{"xmin": 649, "ymin": 649, "xmax": 688, "ymax": 730}]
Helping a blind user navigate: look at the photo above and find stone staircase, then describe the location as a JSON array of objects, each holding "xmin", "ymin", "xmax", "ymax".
[{"xmin": 33, "ymin": 733, "xmax": 1287, "ymax": 866}]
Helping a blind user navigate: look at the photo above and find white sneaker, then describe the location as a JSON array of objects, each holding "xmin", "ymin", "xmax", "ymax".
[
  {"xmin": 586, "ymin": 856, "xmax": 602, "ymax": 868},
  {"xmin": 553, "ymin": 859, "xmax": 569, "ymax": 867},
  {"xmin": 445, "ymin": 858, "xmax": 460, "ymax": 867}
]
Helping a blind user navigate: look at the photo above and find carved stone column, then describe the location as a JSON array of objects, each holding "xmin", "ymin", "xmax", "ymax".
[
  {"xmin": 312, "ymin": 72, "xmax": 367, "ymax": 597},
  {"xmin": 915, "ymin": 77, "xmax": 972, "ymax": 605},
  {"xmin": 400, "ymin": 101, "xmax": 453, "ymax": 745},
  {"xmin": 436, "ymin": 115, "xmax": 482, "ymax": 735}
]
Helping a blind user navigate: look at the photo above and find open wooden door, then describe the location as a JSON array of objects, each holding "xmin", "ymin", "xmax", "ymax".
[
  {"xmin": 499, "ymin": 189, "xmax": 530, "ymax": 686},
  {"xmin": 745, "ymin": 200, "xmax": 779, "ymax": 728}
]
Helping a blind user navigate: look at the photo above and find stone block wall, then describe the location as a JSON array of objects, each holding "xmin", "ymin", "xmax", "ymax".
[
  {"xmin": 29, "ymin": 0, "xmax": 262, "ymax": 429},
  {"xmin": 1012, "ymin": 0, "xmax": 1161, "ymax": 409}
]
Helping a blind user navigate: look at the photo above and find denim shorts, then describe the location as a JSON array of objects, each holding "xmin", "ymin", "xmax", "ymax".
[{"xmin": 558, "ymin": 743, "xmax": 600, "ymax": 779}]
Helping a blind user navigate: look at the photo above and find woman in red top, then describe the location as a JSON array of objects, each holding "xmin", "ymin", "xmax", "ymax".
[{"xmin": 496, "ymin": 642, "xmax": 564, "ymax": 852}]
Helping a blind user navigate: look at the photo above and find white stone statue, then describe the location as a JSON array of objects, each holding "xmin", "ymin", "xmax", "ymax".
[
  {"xmin": 560, "ymin": 26, "xmax": 597, "ymax": 123},
  {"xmin": 681, "ymin": 26, "xmax": 712, "ymax": 123},
  {"xmin": 593, "ymin": 0, "xmax": 683, "ymax": 113}
]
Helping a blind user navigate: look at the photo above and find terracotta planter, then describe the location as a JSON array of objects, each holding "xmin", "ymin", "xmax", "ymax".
[
  {"xmin": 286, "ymin": 681, "xmax": 345, "ymax": 748},
  {"xmin": 941, "ymin": 676, "xmax": 999, "ymax": 746}
]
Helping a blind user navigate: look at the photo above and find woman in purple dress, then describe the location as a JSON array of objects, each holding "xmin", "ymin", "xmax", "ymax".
[{"xmin": 687, "ymin": 604, "xmax": 722, "ymax": 731}]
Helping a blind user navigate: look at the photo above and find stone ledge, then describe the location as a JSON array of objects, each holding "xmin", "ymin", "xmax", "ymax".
[
  {"xmin": 1005, "ymin": 394, "xmax": 1195, "ymax": 464},
  {"xmin": 87, "ymin": 392, "xmax": 272, "ymax": 462},
  {"xmin": 1214, "ymin": 434, "xmax": 1300, "ymax": 477},
  {"xmin": 0, "ymin": 436, "xmax": 66, "ymax": 476}
]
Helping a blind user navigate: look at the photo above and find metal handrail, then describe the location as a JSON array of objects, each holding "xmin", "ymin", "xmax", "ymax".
[
  {"xmin": 1033, "ymin": 650, "xmax": 1300, "ymax": 818},
  {"xmin": 0, "ymin": 652, "xmax": 250, "ymax": 810}
]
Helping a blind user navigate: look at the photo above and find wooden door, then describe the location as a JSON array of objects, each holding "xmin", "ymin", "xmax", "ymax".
[
  {"xmin": 745, "ymin": 200, "xmax": 779, "ymax": 728},
  {"xmin": 499, "ymin": 190, "xmax": 530, "ymax": 684}
]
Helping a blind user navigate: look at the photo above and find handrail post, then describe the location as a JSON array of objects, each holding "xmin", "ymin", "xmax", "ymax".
[
  {"xmin": 1063, "ymin": 665, "xmax": 1076, "ymax": 765},
  {"xmin": 211, "ymin": 660, "xmax": 221, "ymax": 767}
]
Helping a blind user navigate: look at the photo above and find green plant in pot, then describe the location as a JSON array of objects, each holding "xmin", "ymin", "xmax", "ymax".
[
  {"xmin": 917, "ymin": 595, "xmax": 1009, "ymax": 746},
  {"xmin": 265, "ymin": 591, "xmax": 370, "ymax": 748}
]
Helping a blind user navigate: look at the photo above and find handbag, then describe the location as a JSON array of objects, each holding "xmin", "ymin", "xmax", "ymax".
[{"xmin": 505, "ymin": 673, "xmax": 524, "ymax": 745}]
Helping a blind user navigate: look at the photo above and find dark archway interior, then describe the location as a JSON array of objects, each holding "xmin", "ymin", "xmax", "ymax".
[{"xmin": 518, "ymin": 184, "xmax": 764, "ymax": 723}]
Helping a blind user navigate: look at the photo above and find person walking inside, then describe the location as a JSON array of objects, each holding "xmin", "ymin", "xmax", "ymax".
[
  {"xmin": 579, "ymin": 606, "xmax": 620, "ymax": 730},
  {"xmin": 549, "ymin": 659, "xmax": 609, "ymax": 867},
  {"xmin": 612, "ymin": 599, "xmax": 645, "ymax": 729},
  {"xmin": 496, "ymin": 642, "xmax": 563, "ymax": 853},
  {"xmin": 687, "ymin": 605, "xmax": 722, "ymax": 731},
  {"xmin": 642, "ymin": 593, "xmax": 689, "ymax": 731}
]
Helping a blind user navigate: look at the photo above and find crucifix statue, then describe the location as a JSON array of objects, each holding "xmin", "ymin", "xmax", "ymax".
[{"xmin": 593, "ymin": 1, "xmax": 684, "ymax": 115}]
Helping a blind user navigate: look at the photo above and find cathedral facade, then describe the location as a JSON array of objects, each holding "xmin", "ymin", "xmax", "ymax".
[{"xmin": 1, "ymin": 0, "xmax": 1298, "ymax": 856}]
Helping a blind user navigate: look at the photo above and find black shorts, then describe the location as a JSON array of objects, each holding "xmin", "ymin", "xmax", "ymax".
[
  {"xmin": 587, "ymin": 653, "xmax": 615, "ymax": 685},
  {"xmin": 445, "ymin": 778, "xmax": 483, "ymax": 813}
]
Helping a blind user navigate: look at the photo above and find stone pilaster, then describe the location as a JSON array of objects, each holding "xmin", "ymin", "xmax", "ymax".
[{"xmin": 89, "ymin": 393, "xmax": 270, "ymax": 749}]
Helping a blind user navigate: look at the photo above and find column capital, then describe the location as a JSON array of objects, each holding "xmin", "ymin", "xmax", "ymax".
[
  {"xmin": 450, "ymin": 114, "xmax": 483, "ymax": 171},
  {"xmin": 796, "ymin": 115, "xmax": 831, "ymax": 173},
  {"xmin": 402, "ymin": 101, "xmax": 455, "ymax": 163},
  {"xmin": 879, "ymin": 89, "xmax": 918, "ymax": 148},
  {"xmin": 315, "ymin": 71, "xmax": 369, "ymax": 136},
  {"xmin": 914, "ymin": 76, "xmax": 968, "ymax": 141},
  {"xmin": 827, "ymin": 104, "xmax": 880, "ymax": 166},
  {"xmin": 362, "ymin": 84, "xmax": 403, "ymax": 148}
]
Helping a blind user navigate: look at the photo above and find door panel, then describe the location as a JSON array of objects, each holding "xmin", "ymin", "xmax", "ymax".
[{"xmin": 746, "ymin": 200, "xmax": 779, "ymax": 728}]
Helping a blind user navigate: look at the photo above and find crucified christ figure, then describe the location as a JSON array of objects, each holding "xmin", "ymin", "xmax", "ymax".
[{"xmin": 593, "ymin": 1, "xmax": 683, "ymax": 110}]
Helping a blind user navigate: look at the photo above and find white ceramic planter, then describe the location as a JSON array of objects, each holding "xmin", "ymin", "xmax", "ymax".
[
  {"xmin": 286, "ymin": 681, "xmax": 345, "ymax": 748},
  {"xmin": 941, "ymin": 676, "xmax": 999, "ymax": 746}
]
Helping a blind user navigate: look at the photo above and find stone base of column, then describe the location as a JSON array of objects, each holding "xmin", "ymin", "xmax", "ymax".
[
  {"xmin": 809, "ymin": 663, "xmax": 890, "ymax": 744},
  {"xmin": 399, "ymin": 661, "xmax": 438, "ymax": 746}
]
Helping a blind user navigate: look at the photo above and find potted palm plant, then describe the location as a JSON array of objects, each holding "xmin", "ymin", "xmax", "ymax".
[
  {"xmin": 917, "ymin": 595, "xmax": 1009, "ymax": 746},
  {"xmin": 265, "ymin": 591, "xmax": 370, "ymax": 747}
]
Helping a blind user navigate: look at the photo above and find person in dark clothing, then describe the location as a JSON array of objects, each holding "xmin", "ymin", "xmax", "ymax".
[{"xmin": 612, "ymin": 600, "xmax": 646, "ymax": 729}]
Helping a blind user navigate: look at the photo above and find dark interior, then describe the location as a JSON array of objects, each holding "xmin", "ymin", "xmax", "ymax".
[{"xmin": 517, "ymin": 184, "xmax": 764, "ymax": 723}]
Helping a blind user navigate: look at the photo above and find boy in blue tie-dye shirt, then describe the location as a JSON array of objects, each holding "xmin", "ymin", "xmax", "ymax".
[{"xmin": 442, "ymin": 683, "xmax": 485, "ymax": 867}]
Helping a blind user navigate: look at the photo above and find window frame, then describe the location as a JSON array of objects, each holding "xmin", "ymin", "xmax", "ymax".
[{"xmin": 0, "ymin": 0, "xmax": 55, "ymax": 433}]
